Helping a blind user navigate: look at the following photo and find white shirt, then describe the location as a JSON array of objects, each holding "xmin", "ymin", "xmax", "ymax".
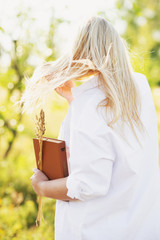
[{"xmin": 55, "ymin": 73, "xmax": 160, "ymax": 240}]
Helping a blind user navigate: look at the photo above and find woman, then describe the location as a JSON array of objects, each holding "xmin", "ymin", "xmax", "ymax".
[{"xmin": 25, "ymin": 16, "xmax": 160, "ymax": 239}]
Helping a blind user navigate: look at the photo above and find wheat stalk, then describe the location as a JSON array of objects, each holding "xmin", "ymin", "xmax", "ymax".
[{"xmin": 34, "ymin": 109, "xmax": 46, "ymax": 227}]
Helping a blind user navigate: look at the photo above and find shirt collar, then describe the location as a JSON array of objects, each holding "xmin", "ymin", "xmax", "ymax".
[{"xmin": 71, "ymin": 74, "xmax": 101, "ymax": 98}]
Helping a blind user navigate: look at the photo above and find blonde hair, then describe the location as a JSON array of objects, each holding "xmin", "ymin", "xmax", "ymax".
[{"xmin": 17, "ymin": 15, "xmax": 146, "ymax": 144}]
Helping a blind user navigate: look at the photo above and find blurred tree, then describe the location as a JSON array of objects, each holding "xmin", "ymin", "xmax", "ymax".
[
  {"xmin": 116, "ymin": 0, "xmax": 160, "ymax": 86},
  {"xmin": 0, "ymin": 10, "xmax": 63, "ymax": 159}
]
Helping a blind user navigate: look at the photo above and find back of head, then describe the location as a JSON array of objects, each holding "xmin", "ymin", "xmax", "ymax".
[{"xmin": 18, "ymin": 15, "xmax": 145, "ymax": 144}]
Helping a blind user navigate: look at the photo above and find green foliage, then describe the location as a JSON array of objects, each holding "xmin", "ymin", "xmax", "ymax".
[
  {"xmin": 0, "ymin": 154, "xmax": 55, "ymax": 239},
  {"xmin": 0, "ymin": 99, "xmax": 67, "ymax": 239},
  {"xmin": 0, "ymin": 3, "xmax": 160, "ymax": 240},
  {"xmin": 116, "ymin": 0, "xmax": 160, "ymax": 86},
  {"xmin": 0, "ymin": 7, "xmax": 67, "ymax": 240},
  {"xmin": 0, "ymin": 9, "xmax": 63, "ymax": 159}
]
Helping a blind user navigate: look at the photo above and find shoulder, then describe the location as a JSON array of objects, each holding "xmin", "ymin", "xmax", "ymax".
[
  {"xmin": 132, "ymin": 72, "xmax": 153, "ymax": 99},
  {"xmin": 72, "ymin": 88, "xmax": 109, "ymax": 134},
  {"xmin": 132, "ymin": 72, "xmax": 150, "ymax": 89}
]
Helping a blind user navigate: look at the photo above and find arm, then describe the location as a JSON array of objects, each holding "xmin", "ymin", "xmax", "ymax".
[
  {"xmin": 63, "ymin": 97, "xmax": 116, "ymax": 202},
  {"xmin": 39, "ymin": 176, "xmax": 80, "ymax": 201},
  {"xmin": 30, "ymin": 168, "xmax": 80, "ymax": 202},
  {"xmin": 31, "ymin": 96, "xmax": 115, "ymax": 202},
  {"xmin": 31, "ymin": 126, "xmax": 114, "ymax": 202}
]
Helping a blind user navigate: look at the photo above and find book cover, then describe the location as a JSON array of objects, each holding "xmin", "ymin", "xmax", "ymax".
[{"xmin": 33, "ymin": 137, "xmax": 69, "ymax": 180}]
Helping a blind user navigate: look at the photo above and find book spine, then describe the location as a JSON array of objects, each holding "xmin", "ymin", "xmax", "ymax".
[{"xmin": 60, "ymin": 142, "xmax": 69, "ymax": 177}]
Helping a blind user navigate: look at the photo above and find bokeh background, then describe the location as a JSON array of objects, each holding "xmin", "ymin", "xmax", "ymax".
[{"xmin": 0, "ymin": 0, "xmax": 160, "ymax": 239}]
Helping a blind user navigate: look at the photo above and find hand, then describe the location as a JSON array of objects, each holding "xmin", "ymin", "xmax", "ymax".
[
  {"xmin": 30, "ymin": 168, "xmax": 49, "ymax": 196},
  {"xmin": 55, "ymin": 80, "xmax": 75, "ymax": 104}
]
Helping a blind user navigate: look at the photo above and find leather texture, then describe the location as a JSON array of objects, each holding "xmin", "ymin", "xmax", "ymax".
[{"xmin": 33, "ymin": 137, "xmax": 69, "ymax": 180}]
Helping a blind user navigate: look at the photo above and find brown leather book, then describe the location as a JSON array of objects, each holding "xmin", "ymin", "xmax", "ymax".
[{"xmin": 33, "ymin": 137, "xmax": 69, "ymax": 180}]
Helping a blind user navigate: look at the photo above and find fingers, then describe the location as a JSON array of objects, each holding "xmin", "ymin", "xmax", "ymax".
[
  {"xmin": 55, "ymin": 87, "xmax": 60, "ymax": 91},
  {"xmin": 55, "ymin": 87, "xmax": 61, "ymax": 94},
  {"xmin": 30, "ymin": 168, "xmax": 38, "ymax": 180},
  {"xmin": 30, "ymin": 174, "xmax": 34, "ymax": 180},
  {"xmin": 64, "ymin": 80, "xmax": 75, "ymax": 88}
]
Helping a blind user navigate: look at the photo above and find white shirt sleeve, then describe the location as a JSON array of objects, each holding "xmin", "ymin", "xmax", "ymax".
[
  {"xmin": 66, "ymin": 97, "xmax": 116, "ymax": 201},
  {"xmin": 57, "ymin": 120, "xmax": 64, "ymax": 140}
]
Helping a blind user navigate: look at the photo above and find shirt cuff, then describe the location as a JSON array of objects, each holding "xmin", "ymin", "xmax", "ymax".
[{"xmin": 66, "ymin": 175, "xmax": 90, "ymax": 201}]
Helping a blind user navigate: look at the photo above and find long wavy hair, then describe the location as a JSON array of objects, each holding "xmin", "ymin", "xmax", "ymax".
[{"xmin": 17, "ymin": 15, "xmax": 146, "ymax": 144}]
